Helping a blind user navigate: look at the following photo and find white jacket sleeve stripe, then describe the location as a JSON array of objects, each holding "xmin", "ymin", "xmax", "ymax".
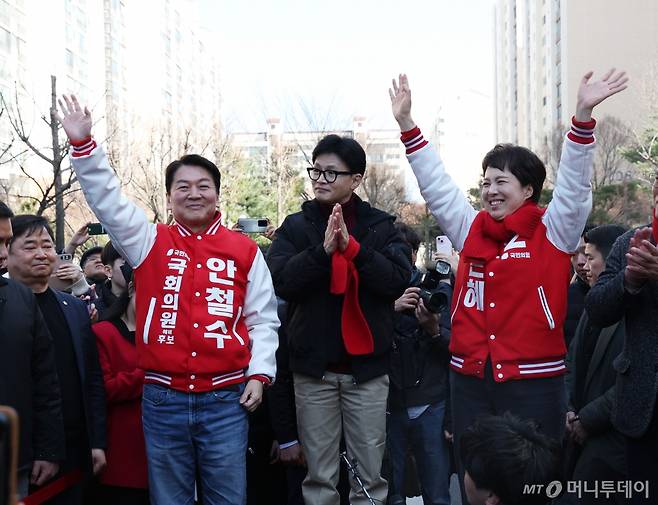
[
  {"xmin": 69, "ymin": 146, "xmax": 156, "ymax": 267},
  {"xmin": 406, "ymin": 144, "xmax": 478, "ymax": 251},
  {"xmin": 243, "ymin": 248, "xmax": 279, "ymax": 380},
  {"xmin": 543, "ymin": 137, "xmax": 595, "ymax": 253}
]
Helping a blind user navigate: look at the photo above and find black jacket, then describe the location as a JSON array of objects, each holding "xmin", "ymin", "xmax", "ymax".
[
  {"xmin": 0, "ymin": 278, "xmax": 65, "ymax": 468},
  {"xmin": 564, "ymin": 276, "xmax": 589, "ymax": 348},
  {"xmin": 266, "ymin": 196, "xmax": 412, "ymax": 383},
  {"xmin": 585, "ymin": 227, "xmax": 658, "ymax": 438},
  {"xmin": 388, "ymin": 271, "xmax": 452, "ymax": 410},
  {"xmin": 268, "ymin": 299, "xmax": 298, "ymax": 445},
  {"xmin": 50, "ymin": 289, "xmax": 107, "ymax": 451},
  {"xmin": 564, "ymin": 312, "xmax": 626, "ymax": 476}
]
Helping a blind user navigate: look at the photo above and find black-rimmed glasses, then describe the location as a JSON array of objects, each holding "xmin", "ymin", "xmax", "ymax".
[{"xmin": 307, "ymin": 167, "xmax": 353, "ymax": 184}]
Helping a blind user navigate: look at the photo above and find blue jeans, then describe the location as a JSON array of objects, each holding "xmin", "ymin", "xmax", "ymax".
[
  {"xmin": 387, "ymin": 401, "xmax": 451, "ymax": 505},
  {"xmin": 142, "ymin": 383, "xmax": 248, "ymax": 505}
]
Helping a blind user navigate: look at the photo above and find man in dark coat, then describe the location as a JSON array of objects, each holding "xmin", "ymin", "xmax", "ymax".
[
  {"xmin": 267, "ymin": 134, "xmax": 411, "ymax": 505},
  {"xmin": 585, "ymin": 172, "xmax": 658, "ymax": 504},
  {"xmin": 0, "ymin": 201, "xmax": 65, "ymax": 498},
  {"xmin": 8, "ymin": 214, "xmax": 107, "ymax": 505},
  {"xmin": 564, "ymin": 224, "xmax": 627, "ymax": 504}
]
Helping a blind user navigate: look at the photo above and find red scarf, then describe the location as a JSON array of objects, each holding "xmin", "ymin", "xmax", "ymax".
[
  {"xmin": 330, "ymin": 237, "xmax": 374, "ymax": 355},
  {"xmin": 461, "ymin": 201, "xmax": 545, "ymax": 262}
]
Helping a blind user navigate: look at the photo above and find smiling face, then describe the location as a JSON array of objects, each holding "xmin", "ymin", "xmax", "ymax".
[
  {"xmin": 310, "ymin": 153, "xmax": 362, "ymax": 205},
  {"xmin": 7, "ymin": 226, "xmax": 57, "ymax": 289},
  {"xmin": 481, "ymin": 167, "xmax": 534, "ymax": 221},
  {"xmin": 167, "ymin": 164, "xmax": 219, "ymax": 232}
]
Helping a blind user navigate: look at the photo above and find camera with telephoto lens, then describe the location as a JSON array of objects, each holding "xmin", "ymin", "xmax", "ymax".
[{"xmin": 410, "ymin": 259, "xmax": 452, "ymax": 314}]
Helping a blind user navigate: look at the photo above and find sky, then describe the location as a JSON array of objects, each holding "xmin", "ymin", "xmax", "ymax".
[
  {"xmin": 198, "ymin": 0, "xmax": 495, "ymax": 131},
  {"xmin": 198, "ymin": 0, "xmax": 497, "ymax": 191}
]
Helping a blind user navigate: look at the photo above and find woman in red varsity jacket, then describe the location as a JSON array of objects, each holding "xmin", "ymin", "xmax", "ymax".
[
  {"xmin": 93, "ymin": 265, "xmax": 149, "ymax": 505},
  {"xmin": 389, "ymin": 70, "xmax": 628, "ymax": 496}
]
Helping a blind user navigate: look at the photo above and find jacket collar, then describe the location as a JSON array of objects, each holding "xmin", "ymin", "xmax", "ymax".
[
  {"xmin": 172, "ymin": 211, "xmax": 223, "ymax": 237},
  {"xmin": 301, "ymin": 194, "xmax": 393, "ymax": 234}
]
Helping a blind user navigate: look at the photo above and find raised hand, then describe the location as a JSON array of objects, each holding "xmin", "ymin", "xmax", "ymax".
[
  {"xmin": 389, "ymin": 74, "xmax": 416, "ymax": 131},
  {"xmin": 53, "ymin": 95, "xmax": 92, "ymax": 142},
  {"xmin": 576, "ymin": 69, "xmax": 628, "ymax": 122}
]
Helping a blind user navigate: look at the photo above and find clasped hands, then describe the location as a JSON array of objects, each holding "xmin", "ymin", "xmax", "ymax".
[
  {"xmin": 624, "ymin": 225, "xmax": 658, "ymax": 290},
  {"xmin": 323, "ymin": 204, "xmax": 350, "ymax": 255}
]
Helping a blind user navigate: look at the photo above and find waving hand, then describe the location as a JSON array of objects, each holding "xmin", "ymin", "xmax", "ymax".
[
  {"xmin": 389, "ymin": 74, "xmax": 416, "ymax": 131},
  {"xmin": 576, "ymin": 69, "xmax": 628, "ymax": 121},
  {"xmin": 53, "ymin": 95, "xmax": 92, "ymax": 142}
]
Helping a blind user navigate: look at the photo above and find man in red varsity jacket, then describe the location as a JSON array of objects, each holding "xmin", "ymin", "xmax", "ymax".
[
  {"xmin": 55, "ymin": 96, "xmax": 279, "ymax": 505},
  {"xmin": 389, "ymin": 70, "xmax": 627, "ymax": 500}
]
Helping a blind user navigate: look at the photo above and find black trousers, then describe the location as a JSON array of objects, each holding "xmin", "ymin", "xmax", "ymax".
[
  {"xmin": 626, "ymin": 401, "xmax": 658, "ymax": 505},
  {"xmin": 450, "ymin": 363, "xmax": 566, "ymax": 502}
]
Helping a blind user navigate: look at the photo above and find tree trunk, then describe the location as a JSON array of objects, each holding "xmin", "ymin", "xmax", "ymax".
[{"xmin": 49, "ymin": 75, "xmax": 65, "ymax": 250}]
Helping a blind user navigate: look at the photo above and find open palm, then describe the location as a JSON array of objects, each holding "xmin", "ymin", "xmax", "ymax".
[
  {"xmin": 53, "ymin": 95, "xmax": 92, "ymax": 142},
  {"xmin": 577, "ymin": 69, "xmax": 628, "ymax": 112},
  {"xmin": 389, "ymin": 74, "xmax": 412, "ymax": 121}
]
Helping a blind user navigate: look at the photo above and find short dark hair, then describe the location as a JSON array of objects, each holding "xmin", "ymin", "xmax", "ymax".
[
  {"xmin": 165, "ymin": 154, "xmax": 221, "ymax": 194},
  {"xmin": 0, "ymin": 201, "xmax": 14, "ymax": 219},
  {"xmin": 80, "ymin": 246, "xmax": 104, "ymax": 268},
  {"xmin": 395, "ymin": 222, "xmax": 421, "ymax": 252},
  {"xmin": 584, "ymin": 224, "xmax": 627, "ymax": 261},
  {"xmin": 461, "ymin": 413, "xmax": 559, "ymax": 505},
  {"xmin": 482, "ymin": 144, "xmax": 546, "ymax": 204},
  {"xmin": 312, "ymin": 135, "xmax": 366, "ymax": 175},
  {"xmin": 10, "ymin": 215, "xmax": 54, "ymax": 243},
  {"xmin": 100, "ymin": 241, "xmax": 122, "ymax": 266}
]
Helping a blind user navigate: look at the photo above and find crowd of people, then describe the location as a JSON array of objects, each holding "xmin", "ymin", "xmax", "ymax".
[{"xmin": 0, "ymin": 65, "xmax": 656, "ymax": 505}]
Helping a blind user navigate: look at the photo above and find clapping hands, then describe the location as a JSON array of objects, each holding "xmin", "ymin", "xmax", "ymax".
[
  {"xmin": 624, "ymin": 227, "xmax": 658, "ymax": 289},
  {"xmin": 323, "ymin": 204, "xmax": 349, "ymax": 255}
]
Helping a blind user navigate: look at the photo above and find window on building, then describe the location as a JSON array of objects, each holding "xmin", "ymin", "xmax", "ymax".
[
  {"xmin": 66, "ymin": 49, "xmax": 74, "ymax": 70},
  {"xmin": 0, "ymin": 27, "xmax": 11, "ymax": 53}
]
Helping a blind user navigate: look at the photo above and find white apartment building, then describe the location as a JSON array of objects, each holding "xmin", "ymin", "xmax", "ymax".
[
  {"xmin": 494, "ymin": 0, "xmax": 658, "ymax": 151},
  {"xmin": 0, "ymin": 0, "xmax": 222, "ymax": 180}
]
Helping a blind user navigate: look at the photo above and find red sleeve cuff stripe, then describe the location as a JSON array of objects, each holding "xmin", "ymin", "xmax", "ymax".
[
  {"xmin": 571, "ymin": 116, "xmax": 596, "ymax": 130},
  {"xmin": 71, "ymin": 139, "xmax": 97, "ymax": 158},
  {"xmin": 247, "ymin": 374, "xmax": 272, "ymax": 385},
  {"xmin": 69, "ymin": 136, "xmax": 93, "ymax": 147},
  {"xmin": 400, "ymin": 126, "xmax": 421, "ymax": 142},
  {"xmin": 400, "ymin": 127, "xmax": 428, "ymax": 154},
  {"xmin": 567, "ymin": 116, "xmax": 596, "ymax": 145},
  {"xmin": 406, "ymin": 140, "xmax": 428, "ymax": 154}
]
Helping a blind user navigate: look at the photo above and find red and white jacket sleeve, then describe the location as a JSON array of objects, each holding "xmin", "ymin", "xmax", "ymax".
[
  {"xmin": 69, "ymin": 137, "xmax": 156, "ymax": 267},
  {"xmin": 400, "ymin": 127, "xmax": 477, "ymax": 251},
  {"xmin": 543, "ymin": 117, "xmax": 596, "ymax": 253},
  {"xmin": 243, "ymin": 248, "xmax": 279, "ymax": 383}
]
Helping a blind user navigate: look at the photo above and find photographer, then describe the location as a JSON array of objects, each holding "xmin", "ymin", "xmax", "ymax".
[{"xmin": 387, "ymin": 223, "xmax": 451, "ymax": 505}]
